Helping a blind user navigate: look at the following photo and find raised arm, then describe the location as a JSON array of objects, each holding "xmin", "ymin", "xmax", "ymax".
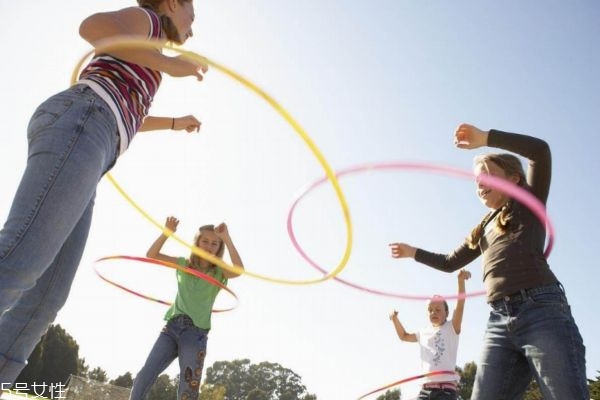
[
  {"xmin": 389, "ymin": 310, "xmax": 417, "ymax": 342},
  {"xmin": 146, "ymin": 216, "xmax": 180, "ymax": 265},
  {"xmin": 454, "ymin": 123, "xmax": 551, "ymax": 203},
  {"xmin": 214, "ymin": 223, "xmax": 244, "ymax": 279},
  {"xmin": 451, "ymin": 269, "xmax": 471, "ymax": 334}
]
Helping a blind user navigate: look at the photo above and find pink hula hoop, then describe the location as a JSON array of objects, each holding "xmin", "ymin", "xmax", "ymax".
[{"xmin": 287, "ymin": 161, "xmax": 554, "ymax": 301}]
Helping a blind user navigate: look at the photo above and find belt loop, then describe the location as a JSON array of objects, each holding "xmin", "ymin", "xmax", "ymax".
[
  {"xmin": 519, "ymin": 288, "xmax": 529, "ymax": 300},
  {"xmin": 557, "ymin": 281, "xmax": 566, "ymax": 295}
]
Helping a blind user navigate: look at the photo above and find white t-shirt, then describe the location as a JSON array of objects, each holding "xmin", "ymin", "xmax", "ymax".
[{"xmin": 416, "ymin": 320, "xmax": 460, "ymax": 383}]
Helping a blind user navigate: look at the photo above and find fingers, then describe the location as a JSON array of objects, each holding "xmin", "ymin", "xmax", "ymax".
[
  {"xmin": 388, "ymin": 243, "xmax": 403, "ymax": 258},
  {"xmin": 458, "ymin": 269, "xmax": 472, "ymax": 280},
  {"xmin": 165, "ymin": 216, "xmax": 179, "ymax": 232},
  {"xmin": 174, "ymin": 116, "xmax": 201, "ymax": 133},
  {"xmin": 454, "ymin": 124, "xmax": 472, "ymax": 147}
]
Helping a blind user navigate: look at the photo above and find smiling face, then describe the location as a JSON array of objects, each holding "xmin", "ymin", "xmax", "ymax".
[
  {"xmin": 475, "ymin": 159, "xmax": 522, "ymax": 210},
  {"xmin": 191, "ymin": 226, "xmax": 224, "ymax": 268},
  {"xmin": 196, "ymin": 231, "xmax": 221, "ymax": 256}
]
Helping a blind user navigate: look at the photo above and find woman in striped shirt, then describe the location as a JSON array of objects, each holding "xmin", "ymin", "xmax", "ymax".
[{"xmin": 0, "ymin": 1, "xmax": 206, "ymax": 391}]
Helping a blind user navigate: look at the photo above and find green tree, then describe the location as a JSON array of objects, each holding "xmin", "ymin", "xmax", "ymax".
[
  {"xmin": 147, "ymin": 373, "xmax": 178, "ymax": 400},
  {"xmin": 203, "ymin": 359, "xmax": 317, "ymax": 400},
  {"xmin": 77, "ymin": 357, "xmax": 89, "ymax": 377},
  {"xmin": 376, "ymin": 388, "xmax": 401, "ymax": 399},
  {"xmin": 523, "ymin": 379, "xmax": 543, "ymax": 400},
  {"xmin": 16, "ymin": 324, "xmax": 80, "ymax": 396},
  {"xmin": 588, "ymin": 371, "xmax": 600, "ymax": 399},
  {"xmin": 199, "ymin": 383, "xmax": 226, "ymax": 400},
  {"xmin": 111, "ymin": 371, "xmax": 134, "ymax": 388},
  {"xmin": 246, "ymin": 388, "xmax": 269, "ymax": 400},
  {"xmin": 87, "ymin": 366, "xmax": 108, "ymax": 383},
  {"xmin": 15, "ymin": 336, "xmax": 44, "ymax": 387},
  {"xmin": 456, "ymin": 361, "xmax": 477, "ymax": 400}
]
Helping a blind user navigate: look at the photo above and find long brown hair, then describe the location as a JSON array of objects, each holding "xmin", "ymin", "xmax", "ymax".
[
  {"xmin": 466, "ymin": 153, "xmax": 527, "ymax": 249},
  {"xmin": 137, "ymin": 0, "xmax": 192, "ymax": 42}
]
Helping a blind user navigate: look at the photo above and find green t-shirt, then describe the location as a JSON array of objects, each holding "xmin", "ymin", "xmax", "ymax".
[{"xmin": 164, "ymin": 257, "xmax": 228, "ymax": 329}]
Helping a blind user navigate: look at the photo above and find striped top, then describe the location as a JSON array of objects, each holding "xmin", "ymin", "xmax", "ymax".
[{"xmin": 77, "ymin": 7, "xmax": 163, "ymax": 155}]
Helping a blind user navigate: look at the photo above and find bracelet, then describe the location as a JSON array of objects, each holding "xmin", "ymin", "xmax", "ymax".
[{"xmin": 171, "ymin": 117, "xmax": 175, "ymax": 130}]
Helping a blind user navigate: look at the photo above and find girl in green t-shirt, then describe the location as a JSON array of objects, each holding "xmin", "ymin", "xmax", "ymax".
[{"xmin": 130, "ymin": 216, "xmax": 243, "ymax": 400}]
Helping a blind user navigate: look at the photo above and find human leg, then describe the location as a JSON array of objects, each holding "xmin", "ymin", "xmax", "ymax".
[
  {"xmin": 129, "ymin": 327, "xmax": 179, "ymax": 400},
  {"xmin": 0, "ymin": 84, "xmax": 119, "ymax": 384},
  {"xmin": 471, "ymin": 308, "xmax": 532, "ymax": 400},
  {"xmin": 176, "ymin": 321, "xmax": 208, "ymax": 400},
  {"xmin": 514, "ymin": 289, "xmax": 588, "ymax": 399},
  {"xmin": 0, "ymin": 199, "xmax": 94, "ymax": 386}
]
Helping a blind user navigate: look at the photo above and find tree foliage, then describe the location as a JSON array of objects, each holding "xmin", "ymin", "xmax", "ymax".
[
  {"xmin": 376, "ymin": 388, "xmax": 400, "ymax": 400},
  {"xmin": 203, "ymin": 359, "xmax": 317, "ymax": 400},
  {"xmin": 522, "ymin": 379, "xmax": 543, "ymax": 400},
  {"xmin": 16, "ymin": 324, "xmax": 80, "ymax": 394},
  {"xmin": 199, "ymin": 383, "xmax": 226, "ymax": 400},
  {"xmin": 111, "ymin": 372, "xmax": 134, "ymax": 389},
  {"xmin": 588, "ymin": 371, "xmax": 600, "ymax": 399},
  {"xmin": 456, "ymin": 361, "xmax": 476, "ymax": 400},
  {"xmin": 88, "ymin": 366, "xmax": 109, "ymax": 383},
  {"xmin": 147, "ymin": 373, "xmax": 178, "ymax": 400}
]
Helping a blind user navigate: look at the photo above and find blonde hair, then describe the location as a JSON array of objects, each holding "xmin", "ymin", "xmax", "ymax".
[
  {"xmin": 190, "ymin": 224, "xmax": 225, "ymax": 269},
  {"xmin": 137, "ymin": 0, "xmax": 193, "ymax": 43},
  {"xmin": 466, "ymin": 153, "xmax": 527, "ymax": 249}
]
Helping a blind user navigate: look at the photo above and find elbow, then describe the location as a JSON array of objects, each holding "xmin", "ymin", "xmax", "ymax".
[
  {"xmin": 79, "ymin": 17, "xmax": 97, "ymax": 44},
  {"xmin": 540, "ymin": 139, "xmax": 551, "ymax": 160}
]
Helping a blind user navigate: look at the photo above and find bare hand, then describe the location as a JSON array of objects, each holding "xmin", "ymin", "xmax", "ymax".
[
  {"xmin": 458, "ymin": 269, "xmax": 471, "ymax": 282},
  {"xmin": 214, "ymin": 223, "xmax": 230, "ymax": 240},
  {"xmin": 165, "ymin": 216, "xmax": 179, "ymax": 233},
  {"xmin": 389, "ymin": 310, "xmax": 399, "ymax": 320},
  {"xmin": 454, "ymin": 123, "xmax": 488, "ymax": 149},
  {"xmin": 389, "ymin": 243, "xmax": 416, "ymax": 259},
  {"xmin": 173, "ymin": 115, "xmax": 201, "ymax": 133}
]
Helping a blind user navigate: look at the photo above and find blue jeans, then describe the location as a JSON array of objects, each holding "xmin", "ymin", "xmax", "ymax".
[
  {"xmin": 471, "ymin": 283, "xmax": 588, "ymax": 400},
  {"xmin": 0, "ymin": 84, "xmax": 119, "ymax": 385},
  {"xmin": 130, "ymin": 315, "xmax": 209, "ymax": 400}
]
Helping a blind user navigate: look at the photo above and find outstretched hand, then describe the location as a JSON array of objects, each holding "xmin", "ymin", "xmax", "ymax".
[
  {"xmin": 389, "ymin": 310, "xmax": 399, "ymax": 321},
  {"xmin": 454, "ymin": 123, "xmax": 488, "ymax": 149},
  {"xmin": 172, "ymin": 115, "xmax": 201, "ymax": 133},
  {"xmin": 389, "ymin": 243, "xmax": 416, "ymax": 259}
]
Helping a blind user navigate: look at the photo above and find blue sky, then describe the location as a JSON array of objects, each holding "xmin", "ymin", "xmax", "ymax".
[{"xmin": 1, "ymin": 1, "xmax": 599, "ymax": 399}]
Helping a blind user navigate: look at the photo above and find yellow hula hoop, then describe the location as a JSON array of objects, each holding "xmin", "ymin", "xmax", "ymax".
[{"xmin": 72, "ymin": 37, "xmax": 353, "ymax": 285}]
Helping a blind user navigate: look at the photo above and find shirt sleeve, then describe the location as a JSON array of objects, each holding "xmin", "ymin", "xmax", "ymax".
[
  {"xmin": 488, "ymin": 129, "xmax": 552, "ymax": 204},
  {"xmin": 415, "ymin": 241, "xmax": 480, "ymax": 272}
]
